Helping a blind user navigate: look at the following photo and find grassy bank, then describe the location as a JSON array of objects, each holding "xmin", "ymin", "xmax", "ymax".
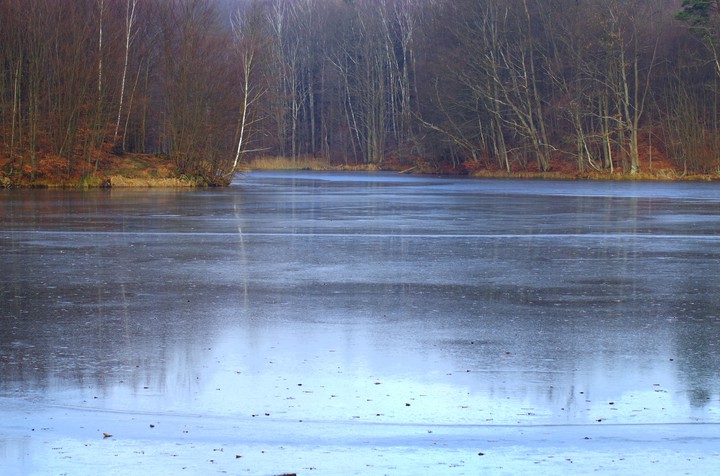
[
  {"xmin": 248, "ymin": 156, "xmax": 336, "ymax": 171},
  {"xmin": 0, "ymin": 154, "xmax": 230, "ymax": 189},
  {"xmin": 469, "ymin": 168, "xmax": 720, "ymax": 181},
  {"xmin": 4, "ymin": 153, "xmax": 718, "ymax": 188},
  {"xmin": 248, "ymin": 155, "xmax": 720, "ymax": 182},
  {"xmin": 248, "ymin": 156, "xmax": 402, "ymax": 172}
]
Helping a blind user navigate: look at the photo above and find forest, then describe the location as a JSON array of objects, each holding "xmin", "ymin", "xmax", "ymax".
[{"xmin": 1, "ymin": 0, "xmax": 720, "ymax": 186}]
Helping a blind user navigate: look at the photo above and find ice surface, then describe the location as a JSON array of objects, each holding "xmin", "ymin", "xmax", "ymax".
[{"xmin": 1, "ymin": 172, "xmax": 719, "ymax": 475}]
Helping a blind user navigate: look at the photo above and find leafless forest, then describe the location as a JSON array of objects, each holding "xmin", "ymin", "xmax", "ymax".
[{"xmin": 1, "ymin": 0, "xmax": 719, "ymax": 183}]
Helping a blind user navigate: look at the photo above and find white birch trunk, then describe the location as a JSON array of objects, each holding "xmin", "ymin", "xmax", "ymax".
[{"xmin": 114, "ymin": 0, "xmax": 138, "ymax": 141}]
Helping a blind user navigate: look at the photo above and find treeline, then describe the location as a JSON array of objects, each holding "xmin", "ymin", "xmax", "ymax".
[{"xmin": 1, "ymin": 0, "xmax": 719, "ymax": 184}]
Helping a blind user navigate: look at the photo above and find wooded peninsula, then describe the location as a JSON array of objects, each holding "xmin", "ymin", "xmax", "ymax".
[{"xmin": 1, "ymin": 0, "xmax": 719, "ymax": 188}]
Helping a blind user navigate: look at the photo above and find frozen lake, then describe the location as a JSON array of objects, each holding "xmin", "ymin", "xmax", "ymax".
[{"xmin": 1, "ymin": 171, "xmax": 720, "ymax": 475}]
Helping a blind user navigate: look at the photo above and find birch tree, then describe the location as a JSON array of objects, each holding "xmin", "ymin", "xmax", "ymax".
[
  {"xmin": 113, "ymin": 0, "xmax": 139, "ymax": 148},
  {"xmin": 227, "ymin": 3, "xmax": 267, "ymax": 177}
]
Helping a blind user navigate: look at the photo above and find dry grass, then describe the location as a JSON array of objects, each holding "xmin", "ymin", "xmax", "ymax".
[
  {"xmin": 468, "ymin": 166, "xmax": 720, "ymax": 182},
  {"xmin": 108, "ymin": 175, "xmax": 195, "ymax": 187},
  {"xmin": 249, "ymin": 155, "xmax": 389, "ymax": 172},
  {"xmin": 248, "ymin": 156, "xmax": 334, "ymax": 170}
]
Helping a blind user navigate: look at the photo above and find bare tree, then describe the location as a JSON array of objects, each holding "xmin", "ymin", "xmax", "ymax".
[
  {"xmin": 113, "ymin": 0, "xmax": 139, "ymax": 148},
  {"xmin": 227, "ymin": 2, "xmax": 268, "ymax": 177}
]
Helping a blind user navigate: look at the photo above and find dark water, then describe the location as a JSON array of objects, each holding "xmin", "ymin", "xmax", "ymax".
[{"xmin": 2, "ymin": 171, "xmax": 720, "ymax": 473}]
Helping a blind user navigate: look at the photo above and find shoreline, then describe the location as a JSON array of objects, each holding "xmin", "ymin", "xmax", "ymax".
[{"xmin": 2, "ymin": 160, "xmax": 719, "ymax": 189}]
